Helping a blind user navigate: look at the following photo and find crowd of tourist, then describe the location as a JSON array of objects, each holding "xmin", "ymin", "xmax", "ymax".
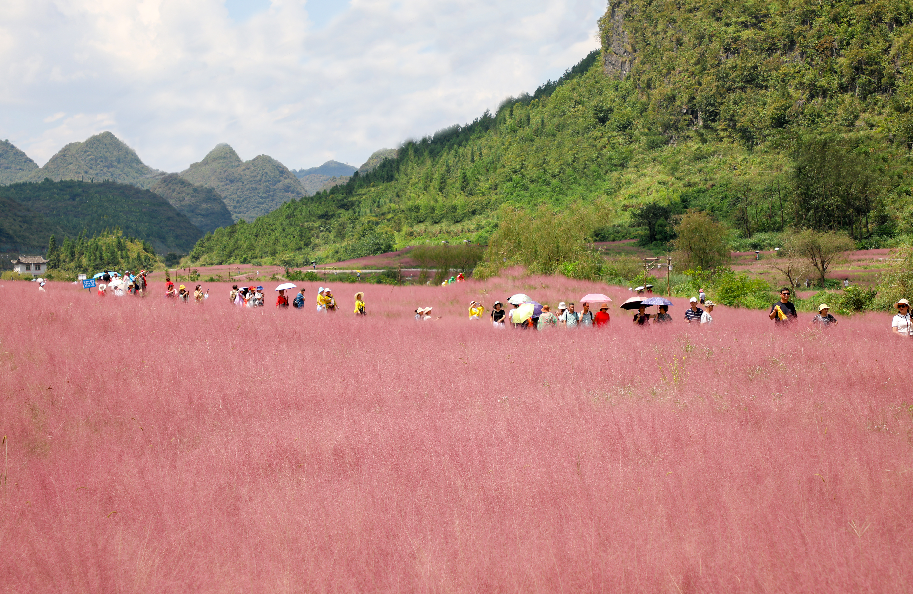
[{"xmin": 78, "ymin": 273, "xmax": 913, "ymax": 336}]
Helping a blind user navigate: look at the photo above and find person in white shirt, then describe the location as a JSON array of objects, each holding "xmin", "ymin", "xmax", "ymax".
[
  {"xmin": 892, "ymin": 299, "xmax": 912, "ymax": 336},
  {"xmin": 700, "ymin": 301, "xmax": 715, "ymax": 325}
]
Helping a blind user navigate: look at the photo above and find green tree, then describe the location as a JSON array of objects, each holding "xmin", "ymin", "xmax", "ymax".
[
  {"xmin": 783, "ymin": 229, "xmax": 855, "ymax": 286},
  {"xmin": 630, "ymin": 202, "xmax": 676, "ymax": 246},
  {"xmin": 476, "ymin": 204, "xmax": 605, "ymax": 279},
  {"xmin": 46, "ymin": 235, "xmax": 59, "ymax": 269},
  {"xmin": 792, "ymin": 136, "xmax": 883, "ymax": 239},
  {"xmin": 672, "ymin": 211, "xmax": 731, "ymax": 272}
]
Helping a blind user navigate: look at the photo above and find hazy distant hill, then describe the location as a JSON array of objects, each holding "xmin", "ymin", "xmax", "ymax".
[
  {"xmin": 297, "ymin": 174, "xmax": 351, "ymax": 196},
  {"xmin": 0, "ymin": 179, "xmax": 203, "ymax": 254},
  {"xmin": 149, "ymin": 174, "xmax": 234, "ymax": 234},
  {"xmin": 0, "ymin": 140, "xmax": 39, "ymax": 185},
  {"xmin": 292, "ymin": 160, "xmax": 356, "ymax": 195},
  {"xmin": 358, "ymin": 149, "xmax": 398, "ymax": 174},
  {"xmin": 180, "ymin": 144, "xmax": 305, "ymax": 222},
  {"xmin": 26, "ymin": 131, "xmax": 162, "ymax": 186},
  {"xmin": 294, "ymin": 160, "xmax": 357, "ymax": 179}
]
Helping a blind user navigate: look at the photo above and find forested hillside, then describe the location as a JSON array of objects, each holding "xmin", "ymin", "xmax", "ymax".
[
  {"xmin": 187, "ymin": 0, "xmax": 913, "ymax": 267},
  {"xmin": 0, "ymin": 140, "xmax": 39, "ymax": 185},
  {"xmin": 149, "ymin": 174, "xmax": 235, "ymax": 234},
  {"xmin": 180, "ymin": 144, "xmax": 306, "ymax": 222},
  {"xmin": 0, "ymin": 180, "xmax": 203, "ymax": 254},
  {"xmin": 25, "ymin": 132, "xmax": 162, "ymax": 186}
]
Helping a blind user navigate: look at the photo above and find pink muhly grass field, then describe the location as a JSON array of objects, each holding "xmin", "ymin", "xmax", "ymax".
[{"xmin": 2, "ymin": 277, "xmax": 912, "ymax": 592}]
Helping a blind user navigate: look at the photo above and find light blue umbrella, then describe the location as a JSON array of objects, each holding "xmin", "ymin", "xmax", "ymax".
[{"xmin": 641, "ymin": 297, "xmax": 673, "ymax": 307}]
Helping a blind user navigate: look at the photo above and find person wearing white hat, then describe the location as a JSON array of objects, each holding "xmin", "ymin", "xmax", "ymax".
[
  {"xmin": 892, "ymin": 299, "xmax": 912, "ymax": 336},
  {"xmin": 812, "ymin": 304, "xmax": 837, "ymax": 328},
  {"xmin": 317, "ymin": 287, "xmax": 328, "ymax": 312},
  {"xmin": 468, "ymin": 300, "xmax": 484, "ymax": 320},
  {"xmin": 685, "ymin": 297, "xmax": 704, "ymax": 323},
  {"xmin": 556, "ymin": 302, "xmax": 567, "ymax": 324},
  {"xmin": 700, "ymin": 301, "xmax": 715, "ymax": 325}
]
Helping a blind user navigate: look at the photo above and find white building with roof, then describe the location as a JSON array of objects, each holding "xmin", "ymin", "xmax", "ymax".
[{"xmin": 11, "ymin": 255, "xmax": 48, "ymax": 278}]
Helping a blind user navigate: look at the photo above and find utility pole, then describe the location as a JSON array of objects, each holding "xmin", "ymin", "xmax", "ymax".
[{"xmin": 643, "ymin": 257, "xmax": 659, "ymax": 293}]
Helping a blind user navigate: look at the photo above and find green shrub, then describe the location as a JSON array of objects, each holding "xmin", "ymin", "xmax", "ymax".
[
  {"xmin": 836, "ymin": 285, "xmax": 877, "ymax": 313},
  {"xmin": 286, "ymin": 270, "xmax": 322, "ymax": 282},
  {"xmin": 711, "ymin": 269, "xmax": 773, "ymax": 309},
  {"xmin": 1, "ymin": 271, "xmax": 30, "ymax": 281}
]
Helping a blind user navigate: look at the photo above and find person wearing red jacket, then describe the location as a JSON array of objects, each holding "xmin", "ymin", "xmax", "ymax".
[
  {"xmin": 594, "ymin": 303, "xmax": 611, "ymax": 327},
  {"xmin": 276, "ymin": 289, "xmax": 290, "ymax": 308}
]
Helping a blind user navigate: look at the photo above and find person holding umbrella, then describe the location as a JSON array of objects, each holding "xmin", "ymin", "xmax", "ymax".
[
  {"xmin": 276, "ymin": 288, "xmax": 290, "ymax": 308},
  {"xmin": 633, "ymin": 304, "xmax": 652, "ymax": 325},
  {"xmin": 653, "ymin": 305, "xmax": 672, "ymax": 324}
]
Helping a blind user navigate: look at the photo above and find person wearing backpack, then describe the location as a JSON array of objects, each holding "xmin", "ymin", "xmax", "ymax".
[
  {"xmin": 579, "ymin": 302, "xmax": 595, "ymax": 328},
  {"xmin": 559, "ymin": 302, "xmax": 580, "ymax": 329},
  {"xmin": 293, "ymin": 288, "xmax": 306, "ymax": 309}
]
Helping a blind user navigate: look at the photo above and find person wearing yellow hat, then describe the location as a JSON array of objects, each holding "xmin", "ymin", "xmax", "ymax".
[{"xmin": 812, "ymin": 304, "xmax": 837, "ymax": 328}]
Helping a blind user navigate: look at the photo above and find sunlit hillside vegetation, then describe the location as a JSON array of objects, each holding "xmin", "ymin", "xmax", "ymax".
[{"xmin": 188, "ymin": 0, "xmax": 913, "ymax": 267}]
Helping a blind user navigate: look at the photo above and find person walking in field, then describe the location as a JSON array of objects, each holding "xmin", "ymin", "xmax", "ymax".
[
  {"xmin": 491, "ymin": 301, "xmax": 506, "ymax": 328},
  {"xmin": 559, "ymin": 302, "xmax": 579, "ymax": 329},
  {"xmin": 98, "ymin": 283, "xmax": 107, "ymax": 297},
  {"xmin": 178, "ymin": 285, "xmax": 189, "ymax": 303},
  {"xmin": 230, "ymin": 285, "xmax": 239, "ymax": 304},
  {"xmin": 537, "ymin": 304, "xmax": 559, "ymax": 330},
  {"xmin": 165, "ymin": 276, "xmax": 176, "ymax": 299},
  {"xmin": 812, "ymin": 304, "xmax": 837, "ymax": 328},
  {"xmin": 653, "ymin": 304, "xmax": 672, "ymax": 324},
  {"xmin": 556, "ymin": 302, "xmax": 567, "ymax": 322},
  {"xmin": 892, "ymin": 299, "xmax": 912, "ymax": 336},
  {"xmin": 769, "ymin": 288, "xmax": 798, "ymax": 324},
  {"xmin": 685, "ymin": 298, "xmax": 703, "ymax": 323},
  {"xmin": 293, "ymin": 288, "xmax": 306, "ymax": 309},
  {"xmin": 194, "ymin": 285, "xmax": 205, "ymax": 303},
  {"xmin": 633, "ymin": 304, "xmax": 652, "ymax": 326},
  {"xmin": 317, "ymin": 287, "xmax": 328, "ymax": 312},
  {"xmin": 276, "ymin": 288, "xmax": 290, "ymax": 308},
  {"xmin": 325, "ymin": 288, "xmax": 337, "ymax": 312},
  {"xmin": 700, "ymin": 301, "xmax": 715, "ymax": 325},
  {"xmin": 594, "ymin": 304, "xmax": 611, "ymax": 327},
  {"xmin": 468, "ymin": 300, "xmax": 484, "ymax": 319},
  {"xmin": 579, "ymin": 302, "xmax": 595, "ymax": 328},
  {"xmin": 354, "ymin": 292, "xmax": 366, "ymax": 315}
]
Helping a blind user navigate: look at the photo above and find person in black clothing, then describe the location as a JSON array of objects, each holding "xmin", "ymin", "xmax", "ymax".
[
  {"xmin": 491, "ymin": 301, "xmax": 506, "ymax": 327},
  {"xmin": 632, "ymin": 304, "xmax": 652, "ymax": 325},
  {"xmin": 769, "ymin": 287, "xmax": 798, "ymax": 324}
]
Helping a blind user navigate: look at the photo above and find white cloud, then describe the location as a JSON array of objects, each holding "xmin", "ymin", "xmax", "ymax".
[{"xmin": 0, "ymin": 0, "xmax": 605, "ymax": 170}]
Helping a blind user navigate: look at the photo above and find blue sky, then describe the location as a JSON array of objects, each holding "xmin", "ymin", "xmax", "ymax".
[{"xmin": 0, "ymin": 0, "xmax": 604, "ymax": 172}]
